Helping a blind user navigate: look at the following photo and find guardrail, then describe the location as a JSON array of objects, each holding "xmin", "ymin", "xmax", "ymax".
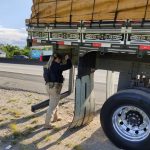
[{"xmin": 0, "ymin": 58, "xmax": 46, "ymax": 65}]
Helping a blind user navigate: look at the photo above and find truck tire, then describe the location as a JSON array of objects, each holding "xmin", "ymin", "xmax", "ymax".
[{"xmin": 100, "ymin": 89, "xmax": 150, "ymax": 150}]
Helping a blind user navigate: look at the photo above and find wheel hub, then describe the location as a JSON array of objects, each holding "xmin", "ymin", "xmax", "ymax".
[
  {"xmin": 112, "ymin": 106, "xmax": 150, "ymax": 142},
  {"xmin": 126, "ymin": 110, "xmax": 143, "ymax": 127}
]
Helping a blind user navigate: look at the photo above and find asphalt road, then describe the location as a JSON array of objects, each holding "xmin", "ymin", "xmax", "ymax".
[
  {"xmin": 0, "ymin": 63, "xmax": 119, "ymax": 108},
  {"xmin": 0, "ymin": 63, "xmax": 119, "ymax": 82}
]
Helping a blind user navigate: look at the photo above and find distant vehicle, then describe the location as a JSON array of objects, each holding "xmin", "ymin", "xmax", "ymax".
[{"xmin": 13, "ymin": 55, "xmax": 29, "ymax": 59}]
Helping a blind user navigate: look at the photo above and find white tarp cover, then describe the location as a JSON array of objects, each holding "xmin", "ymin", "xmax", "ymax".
[{"xmin": 26, "ymin": 0, "xmax": 150, "ymax": 24}]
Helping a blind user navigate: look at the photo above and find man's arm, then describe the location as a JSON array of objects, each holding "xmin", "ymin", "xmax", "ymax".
[{"xmin": 60, "ymin": 59, "xmax": 72, "ymax": 71}]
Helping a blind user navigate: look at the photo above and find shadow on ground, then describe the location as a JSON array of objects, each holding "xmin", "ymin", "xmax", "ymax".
[
  {"xmin": 0, "ymin": 110, "xmax": 46, "ymax": 149},
  {"xmin": 0, "ymin": 105, "xmax": 120, "ymax": 150},
  {"xmin": 76, "ymin": 128, "xmax": 120, "ymax": 150}
]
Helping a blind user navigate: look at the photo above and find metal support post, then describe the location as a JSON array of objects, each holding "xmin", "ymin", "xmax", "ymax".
[
  {"xmin": 106, "ymin": 71, "xmax": 115, "ymax": 99},
  {"xmin": 70, "ymin": 73, "xmax": 95, "ymax": 128}
]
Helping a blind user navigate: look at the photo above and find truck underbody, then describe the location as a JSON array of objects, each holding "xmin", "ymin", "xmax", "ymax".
[{"xmin": 27, "ymin": 20, "xmax": 150, "ymax": 150}]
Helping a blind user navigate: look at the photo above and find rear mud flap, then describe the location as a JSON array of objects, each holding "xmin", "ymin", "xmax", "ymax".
[{"xmin": 70, "ymin": 73, "xmax": 95, "ymax": 128}]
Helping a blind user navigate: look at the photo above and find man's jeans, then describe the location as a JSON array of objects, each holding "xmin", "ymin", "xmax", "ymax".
[{"xmin": 45, "ymin": 82, "xmax": 62, "ymax": 126}]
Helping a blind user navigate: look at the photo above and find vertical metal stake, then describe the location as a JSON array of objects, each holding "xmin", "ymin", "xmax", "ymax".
[{"xmin": 106, "ymin": 70, "xmax": 115, "ymax": 99}]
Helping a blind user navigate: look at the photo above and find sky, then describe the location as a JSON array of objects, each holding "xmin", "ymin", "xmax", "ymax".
[{"xmin": 0, "ymin": 0, "xmax": 32, "ymax": 47}]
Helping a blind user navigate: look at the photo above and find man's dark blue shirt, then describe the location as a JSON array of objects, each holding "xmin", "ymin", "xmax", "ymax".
[{"xmin": 49, "ymin": 59, "xmax": 72, "ymax": 83}]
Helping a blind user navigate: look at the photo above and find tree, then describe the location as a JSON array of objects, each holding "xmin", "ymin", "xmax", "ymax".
[
  {"xmin": 0, "ymin": 44, "xmax": 31, "ymax": 58},
  {"xmin": 13, "ymin": 50, "xmax": 21, "ymax": 56},
  {"xmin": 21, "ymin": 46, "xmax": 30, "ymax": 57}
]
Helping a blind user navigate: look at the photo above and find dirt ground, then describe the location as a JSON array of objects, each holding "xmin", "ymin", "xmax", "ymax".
[{"xmin": 0, "ymin": 89, "xmax": 120, "ymax": 150}]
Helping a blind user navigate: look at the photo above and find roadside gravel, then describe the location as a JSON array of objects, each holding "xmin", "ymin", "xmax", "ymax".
[{"xmin": 0, "ymin": 89, "xmax": 120, "ymax": 150}]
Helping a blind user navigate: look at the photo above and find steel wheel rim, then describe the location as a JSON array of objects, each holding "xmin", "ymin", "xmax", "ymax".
[{"xmin": 112, "ymin": 106, "xmax": 150, "ymax": 142}]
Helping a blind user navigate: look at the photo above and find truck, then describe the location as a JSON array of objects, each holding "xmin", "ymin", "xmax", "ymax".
[{"xmin": 26, "ymin": 1, "xmax": 150, "ymax": 149}]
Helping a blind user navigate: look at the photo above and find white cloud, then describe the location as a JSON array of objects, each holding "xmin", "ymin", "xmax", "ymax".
[{"xmin": 0, "ymin": 26, "xmax": 27, "ymax": 47}]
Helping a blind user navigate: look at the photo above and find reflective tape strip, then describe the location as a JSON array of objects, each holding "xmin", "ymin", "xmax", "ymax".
[
  {"xmin": 139, "ymin": 45, "xmax": 150, "ymax": 51},
  {"xmin": 64, "ymin": 41, "xmax": 72, "ymax": 45},
  {"xmin": 101, "ymin": 43, "xmax": 111, "ymax": 47}
]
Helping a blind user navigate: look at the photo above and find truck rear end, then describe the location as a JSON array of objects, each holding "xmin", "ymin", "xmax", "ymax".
[{"xmin": 26, "ymin": 1, "xmax": 150, "ymax": 149}]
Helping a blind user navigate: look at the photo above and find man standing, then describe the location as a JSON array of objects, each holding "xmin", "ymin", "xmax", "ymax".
[{"xmin": 44, "ymin": 54, "xmax": 72, "ymax": 129}]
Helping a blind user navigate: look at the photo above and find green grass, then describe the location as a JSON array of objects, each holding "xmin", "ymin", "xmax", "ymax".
[
  {"xmin": 65, "ymin": 143, "xmax": 74, "ymax": 148},
  {"xmin": 9, "ymin": 123, "xmax": 18, "ymax": 131},
  {"xmin": 26, "ymin": 94, "xmax": 32, "ymax": 97},
  {"xmin": 56, "ymin": 139, "xmax": 61, "ymax": 145},
  {"xmin": 0, "ymin": 123, "xmax": 6, "ymax": 128},
  {"xmin": 22, "ymin": 125, "xmax": 39, "ymax": 137},
  {"xmin": 44, "ymin": 135, "xmax": 52, "ymax": 142},
  {"xmin": 7, "ymin": 99, "xmax": 18, "ymax": 103},
  {"xmin": 24, "ymin": 114, "xmax": 36, "ymax": 120},
  {"xmin": 73, "ymin": 145, "xmax": 83, "ymax": 150},
  {"xmin": 19, "ymin": 144, "xmax": 35, "ymax": 150},
  {"xmin": 11, "ymin": 140, "xmax": 17, "ymax": 145},
  {"xmin": 1, "ymin": 107, "xmax": 7, "ymax": 111},
  {"xmin": 9, "ymin": 109, "xmax": 23, "ymax": 118},
  {"xmin": 31, "ymin": 119, "xmax": 38, "ymax": 124},
  {"xmin": 34, "ymin": 97, "xmax": 40, "ymax": 101},
  {"xmin": 0, "ymin": 118, "xmax": 5, "ymax": 122},
  {"xmin": 81, "ymin": 136, "xmax": 87, "ymax": 140},
  {"xmin": 27, "ymin": 101, "xmax": 33, "ymax": 105},
  {"xmin": 22, "ymin": 125, "xmax": 34, "ymax": 136},
  {"xmin": 53, "ymin": 126, "xmax": 61, "ymax": 132},
  {"xmin": 9, "ymin": 123, "xmax": 22, "ymax": 138},
  {"xmin": 1, "ymin": 135, "xmax": 10, "ymax": 142}
]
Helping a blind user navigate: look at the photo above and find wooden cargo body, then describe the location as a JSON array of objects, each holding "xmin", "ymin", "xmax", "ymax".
[{"xmin": 26, "ymin": 0, "xmax": 150, "ymax": 24}]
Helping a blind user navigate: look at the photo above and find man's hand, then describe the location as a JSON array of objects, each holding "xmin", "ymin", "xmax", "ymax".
[{"xmin": 65, "ymin": 55, "xmax": 69, "ymax": 60}]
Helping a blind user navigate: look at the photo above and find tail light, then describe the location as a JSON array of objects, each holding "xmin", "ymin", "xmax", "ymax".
[
  {"xmin": 40, "ymin": 55, "xmax": 43, "ymax": 61},
  {"xmin": 92, "ymin": 43, "xmax": 102, "ymax": 48},
  {"xmin": 57, "ymin": 41, "xmax": 64, "ymax": 45},
  {"xmin": 139, "ymin": 45, "xmax": 150, "ymax": 51}
]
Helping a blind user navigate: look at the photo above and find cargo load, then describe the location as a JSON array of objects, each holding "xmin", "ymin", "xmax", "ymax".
[{"xmin": 26, "ymin": 0, "xmax": 150, "ymax": 24}]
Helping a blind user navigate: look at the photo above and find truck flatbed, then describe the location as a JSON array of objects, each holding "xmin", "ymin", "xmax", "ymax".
[{"xmin": 27, "ymin": 20, "xmax": 150, "ymax": 57}]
